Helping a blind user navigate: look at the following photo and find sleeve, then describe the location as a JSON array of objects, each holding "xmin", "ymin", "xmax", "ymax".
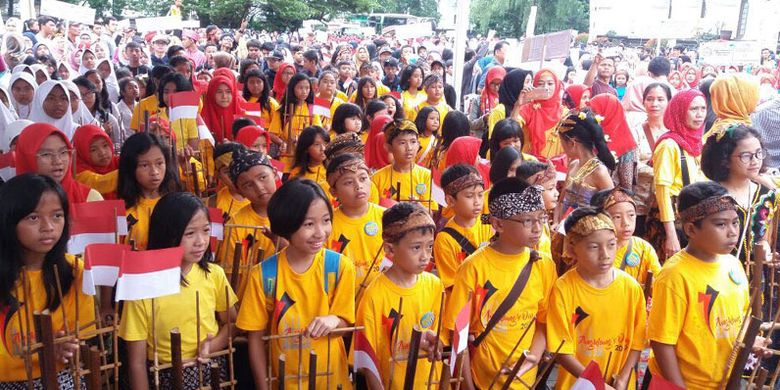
[
  {"xmin": 369, "ymin": 182, "xmax": 380, "ymax": 204},
  {"xmin": 329, "ymin": 255, "xmax": 356, "ymax": 324},
  {"xmin": 647, "ymin": 273, "xmax": 686, "ymax": 345},
  {"xmin": 630, "ymin": 286, "xmax": 648, "ymax": 351},
  {"xmin": 212, "ymin": 266, "xmax": 238, "ymax": 312},
  {"xmin": 433, "ymin": 232, "xmax": 460, "ymax": 289},
  {"xmin": 268, "ymin": 108, "xmax": 282, "ymax": 136},
  {"xmin": 644, "ymin": 241, "xmax": 662, "ymax": 276},
  {"xmin": 235, "ymin": 266, "xmax": 271, "ymax": 331},
  {"xmin": 118, "ymin": 300, "xmax": 150, "ymax": 341},
  {"xmin": 653, "ymin": 141, "xmax": 679, "ymax": 222},
  {"xmin": 72, "ymin": 261, "xmax": 97, "ymax": 334},
  {"xmin": 432, "ymin": 278, "xmax": 444, "ymax": 334},
  {"xmin": 76, "ymin": 170, "xmax": 118, "ymax": 195},
  {"xmin": 655, "ymin": 185, "xmax": 676, "ymax": 223},
  {"xmin": 545, "ymin": 283, "xmax": 575, "ymax": 355},
  {"xmin": 129, "ymin": 101, "xmax": 141, "ymax": 131},
  {"xmin": 535, "ymin": 257, "xmax": 558, "ymax": 324}
]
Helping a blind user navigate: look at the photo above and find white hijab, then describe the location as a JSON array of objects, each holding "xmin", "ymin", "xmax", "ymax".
[
  {"xmin": 96, "ymin": 58, "xmax": 120, "ymax": 103},
  {"xmin": 0, "ymin": 119, "xmax": 33, "ymax": 181},
  {"xmin": 79, "ymin": 48, "xmax": 97, "ymax": 75},
  {"xmin": 8, "ymin": 71, "xmax": 37, "ymax": 119},
  {"xmin": 62, "ymin": 80, "xmax": 96, "ymax": 127},
  {"xmin": 29, "ymin": 80, "xmax": 78, "ymax": 139},
  {"xmin": 31, "ymin": 64, "xmax": 51, "ymax": 83}
]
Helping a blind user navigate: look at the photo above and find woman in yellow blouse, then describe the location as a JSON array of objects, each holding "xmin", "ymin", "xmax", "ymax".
[
  {"xmin": 269, "ymin": 74, "xmax": 322, "ymax": 173},
  {"xmin": 651, "ymin": 89, "xmax": 707, "ymax": 259}
]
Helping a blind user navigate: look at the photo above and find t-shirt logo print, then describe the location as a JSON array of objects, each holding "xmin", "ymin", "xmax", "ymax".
[
  {"xmin": 382, "ymin": 308, "xmax": 402, "ymax": 352},
  {"xmin": 273, "ymin": 292, "xmax": 296, "ymax": 324},
  {"xmin": 475, "ymin": 280, "xmax": 498, "ymax": 319},
  {"xmin": 697, "ymin": 285, "xmax": 719, "ymax": 330},
  {"xmin": 571, "ymin": 306, "xmax": 589, "ymax": 327},
  {"xmin": 330, "ymin": 234, "xmax": 350, "ymax": 253}
]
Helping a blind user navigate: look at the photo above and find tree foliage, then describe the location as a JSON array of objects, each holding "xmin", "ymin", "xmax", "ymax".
[
  {"xmin": 376, "ymin": 0, "xmax": 440, "ymax": 21},
  {"xmin": 470, "ymin": 0, "xmax": 588, "ymax": 38}
]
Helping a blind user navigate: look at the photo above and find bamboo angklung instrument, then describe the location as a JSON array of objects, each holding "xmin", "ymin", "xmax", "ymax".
[
  {"xmin": 402, "ymin": 327, "xmax": 423, "ymax": 390},
  {"xmin": 486, "ymin": 316, "xmax": 537, "ymax": 390},
  {"xmin": 426, "ymin": 290, "xmax": 447, "ymax": 390},
  {"xmin": 308, "ymin": 351, "xmax": 318, "ymax": 390},
  {"xmin": 387, "ymin": 297, "xmax": 405, "ymax": 389},
  {"xmin": 170, "ymin": 329, "xmax": 184, "ymax": 389},
  {"xmin": 33, "ymin": 311, "xmax": 58, "ymax": 389}
]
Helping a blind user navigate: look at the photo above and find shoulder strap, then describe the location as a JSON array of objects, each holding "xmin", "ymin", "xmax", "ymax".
[
  {"xmin": 642, "ymin": 123, "xmax": 656, "ymax": 151},
  {"xmin": 207, "ymin": 194, "xmax": 217, "ymax": 208},
  {"xmin": 619, "ymin": 237, "xmax": 634, "ymax": 271},
  {"xmin": 678, "ymin": 144, "xmax": 691, "ymax": 187},
  {"xmin": 323, "ymin": 249, "xmax": 341, "ymax": 295},
  {"xmin": 260, "ymin": 254, "xmax": 279, "ymax": 298},
  {"xmin": 472, "ymin": 250, "xmax": 539, "ymax": 348},
  {"xmin": 441, "ymin": 227, "xmax": 478, "ymax": 256}
]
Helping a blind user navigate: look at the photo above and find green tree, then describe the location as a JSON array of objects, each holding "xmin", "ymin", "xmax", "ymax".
[
  {"xmin": 377, "ymin": 0, "xmax": 440, "ymax": 21},
  {"xmin": 470, "ymin": 0, "xmax": 588, "ymax": 38}
]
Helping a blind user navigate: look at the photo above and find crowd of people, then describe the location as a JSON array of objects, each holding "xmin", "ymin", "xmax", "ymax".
[{"xmin": 0, "ymin": 9, "xmax": 779, "ymax": 390}]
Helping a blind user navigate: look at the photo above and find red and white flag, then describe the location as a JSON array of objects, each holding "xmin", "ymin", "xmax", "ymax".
[
  {"xmin": 571, "ymin": 361, "xmax": 605, "ymax": 390},
  {"xmin": 450, "ymin": 297, "xmax": 472, "ymax": 374},
  {"xmin": 430, "ymin": 167, "xmax": 446, "ymax": 207},
  {"xmin": 353, "ymin": 329, "xmax": 382, "ymax": 384},
  {"xmin": 239, "ymin": 101, "xmax": 267, "ymax": 127},
  {"xmin": 114, "ymin": 247, "xmax": 184, "ymax": 301},
  {"xmin": 169, "ymin": 91, "xmax": 200, "ymax": 122},
  {"xmin": 313, "ymin": 97, "xmax": 332, "ymax": 118},
  {"xmin": 82, "ymin": 243, "xmax": 129, "ymax": 295},
  {"xmin": 208, "ymin": 207, "xmax": 224, "ymax": 256},
  {"xmin": 0, "ymin": 151, "xmax": 15, "ymax": 181},
  {"xmin": 68, "ymin": 200, "xmax": 128, "ymax": 255},
  {"xmin": 648, "ymin": 374, "xmax": 685, "ymax": 390}
]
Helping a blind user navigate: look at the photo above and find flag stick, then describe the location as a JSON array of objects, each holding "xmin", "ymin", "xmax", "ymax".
[
  {"xmin": 500, "ymin": 351, "xmax": 528, "ymax": 390},
  {"xmin": 197, "ymin": 291, "xmax": 203, "ymax": 387},
  {"xmin": 454, "ymin": 291, "xmax": 473, "ymax": 390},
  {"xmin": 152, "ymin": 298, "xmax": 160, "ymax": 389},
  {"xmin": 226, "ymin": 285, "xmax": 235, "ymax": 389},
  {"xmin": 298, "ymin": 332, "xmax": 303, "ymax": 390},
  {"xmin": 603, "ymin": 351, "xmax": 613, "ymax": 382},
  {"xmin": 356, "ymin": 246, "xmax": 384, "ymax": 301},
  {"xmin": 326, "ymin": 333, "xmax": 332, "ymax": 390},
  {"xmin": 530, "ymin": 340, "xmax": 566, "ymax": 388},
  {"xmin": 91, "ymin": 294, "xmax": 110, "ymax": 389},
  {"xmin": 112, "ymin": 304, "xmax": 119, "ymax": 390},
  {"xmin": 308, "ymin": 350, "xmax": 317, "ymax": 390},
  {"xmin": 15, "ymin": 276, "xmax": 33, "ymax": 389},
  {"xmin": 427, "ymin": 290, "xmax": 447, "ymax": 390},
  {"xmin": 486, "ymin": 315, "xmax": 537, "ymax": 390},
  {"xmin": 278, "ymin": 354, "xmax": 287, "ymax": 390}
]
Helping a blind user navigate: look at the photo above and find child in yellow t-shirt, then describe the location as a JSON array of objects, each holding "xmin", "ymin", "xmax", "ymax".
[
  {"xmin": 222, "ymin": 150, "xmax": 281, "ymax": 299},
  {"xmin": 444, "ymin": 177, "xmax": 557, "ymax": 390},
  {"xmin": 269, "ymin": 75, "xmax": 323, "ymax": 173},
  {"xmin": 237, "ymin": 179, "xmax": 356, "ymax": 390},
  {"xmin": 290, "ymin": 126, "xmax": 331, "ymax": 197},
  {"xmin": 515, "ymin": 161, "xmax": 560, "ymax": 257},
  {"xmin": 591, "ymin": 188, "xmax": 661, "ymax": 288},
  {"xmin": 371, "ymin": 120, "xmax": 438, "ymax": 211},
  {"xmin": 433, "ymin": 164, "xmax": 492, "ymax": 290},
  {"xmin": 646, "ymin": 182, "xmax": 767, "ymax": 389},
  {"xmin": 547, "ymin": 207, "xmax": 647, "ymax": 390},
  {"xmin": 0, "ymin": 175, "xmax": 95, "ymax": 385},
  {"xmin": 326, "ymin": 153, "xmax": 386, "ymax": 298},
  {"xmin": 414, "ymin": 106, "xmax": 440, "ymax": 167},
  {"xmin": 356, "ymin": 202, "xmax": 443, "ymax": 389},
  {"xmin": 209, "ymin": 142, "xmax": 250, "ymax": 222},
  {"xmin": 120, "ymin": 192, "xmax": 238, "ymax": 389}
]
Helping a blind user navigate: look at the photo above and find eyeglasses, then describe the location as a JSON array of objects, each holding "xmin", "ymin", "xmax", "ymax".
[
  {"xmin": 736, "ymin": 149, "xmax": 766, "ymax": 164},
  {"xmin": 504, "ymin": 215, "xmax": 549, "ymax": 228},
  {"xmin": 36, "ymin": 149, "xmax": 71, "ymax": 162}
]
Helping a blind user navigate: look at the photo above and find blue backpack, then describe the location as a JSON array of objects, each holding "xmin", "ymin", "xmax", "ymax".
[{"xmin": 260, "ymin": 249, "xmax": 341, "ymax": 299}]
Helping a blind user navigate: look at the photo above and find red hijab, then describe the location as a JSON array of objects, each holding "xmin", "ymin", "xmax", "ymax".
[
  {"xmin": 202, "ymin": 76, "xmax": 241, "ymax": 142},
  {"xmin": 564, "ymin": 84, "xmax": 589, "ymax": 109},
  {"xmin": 668, "ymin": 70, "xmax": 685, "ymax": 90},
  {"xmin": 16, "ymin": 123, "xmax": 91, "ymax": 204},
  {"xmin": 236, "ymin": 125, "xmax": 270, "ymax": 149},
  {"xmin": 681, "ymin": 65, "xmax": 701, "ymax": 88},
  {"xmin": 444, "ymin": 136, "xmax": 491, "ymax": 188},
  {"xmin": 656, "ymin": 89, "xmax": 705, "ymax": 157},
  {"xmin": 73, "ymin": 124, "xmax": 119, "ymax": 174},
  {"xmin": 365, "ymin": 114, "xmax": 393, "ymax": 170},
  {"xmin": 519, "ymin": 69, "xmax": 563, "ymax": 157},
  {"xmin": 480, "ymin": 66, "xmax": 506, "ymax": 114},
  {"xmin": 589, "ymin": 94, "xmax": 636, "ymax": 158},
  {"xmin": 273, "ymin": 63, "xmax": 296, "ymax": 101}
]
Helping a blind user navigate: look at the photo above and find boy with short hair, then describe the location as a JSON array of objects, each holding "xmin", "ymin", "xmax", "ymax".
[
  {"xmin": 433, "ymin": 164, "xmax": 492, "ymax": 290},
  {"xmin": 356, "ymin": 202, "xmax": 443, "ymax": 388},
  {"xmin": 371, "ymin": 120, "xmax": 437, "ymax": 211},
  {"xmin": 444, "ymin": 177, "xmax": 557, "ymax": 389},
  {"xmin": 515, "ymin": 161, "xmax": 559, "ymax": 256},
  {"xmin": 326, "ymin": 153, "xmax": 386, "ymax": 299},
  {"xmin": 547, "ymin": 207, "xmax": 647, "ymax": 389},
  {"xmin": 223, "ymin": 149, "xmax": 279, "ymax": 298}
]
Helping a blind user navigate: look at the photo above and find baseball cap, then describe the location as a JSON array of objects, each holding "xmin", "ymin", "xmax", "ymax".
[
  {"xmin": 269, "ymin": 49, "xmax": 284, "ymax": 60},
  {"xmin": 383, "ymin": 57, "xmax": 399, "ymax": 68}
]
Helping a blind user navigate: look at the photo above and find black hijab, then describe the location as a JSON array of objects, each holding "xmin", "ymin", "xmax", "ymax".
[{"xmin": 498, "ymin": 68, "xmax": 533, "ymax": 110}]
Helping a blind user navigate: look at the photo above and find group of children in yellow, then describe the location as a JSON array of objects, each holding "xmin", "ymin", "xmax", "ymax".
[{"xmin": 0, "ymin": 86, "xmax": 775, "ymax": 390}]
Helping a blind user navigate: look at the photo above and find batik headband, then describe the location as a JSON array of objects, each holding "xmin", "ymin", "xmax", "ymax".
[
  {"xmin": 215, "ymin": 151, "xmax": 233, "ymax": 170},
  {"xmin": 229, "ymin": 150, "xmax": 273, "ymax": 184},
  {"xmin": 565, "ymin": 213, "xmax": 616, "ymax": 247},
  {"xmin": 483, "ymin": 185, "xmax": 545, "ymax": 223},
  {"xmin": 385, "ymin": 119, "xmax": 418, "ymax": 143},
  {"xmin": 382, "ymin": 208, "xmax": 435, "ymax": 242},
  {"xmin": 529, "ymin": 163, "xmax": 557, "ymax": 186},
  {"xmin": 326, "ymin": 158, "xmax": 370, "ymax": 187},
  {"xmin": 603, "ymin": 188, "xmax": 636, "ymax": 210},
  {"xmin": 444, "ymin": 172, "xmax": 484, "ymax": 196},
  {"xmin": 679, "ymin": 195, "xmax": 738, "ymax": 223},
  {"xmin": 325, "ymin": 132, "xmax": 364, "ymax": 160}
]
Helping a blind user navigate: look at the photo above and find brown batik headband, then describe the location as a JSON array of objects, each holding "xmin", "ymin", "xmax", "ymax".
[
  {"xmin": 444, "ymin": 172, "xmax": 484, "ymax": 196},
  {"xmin": 382, "ymin": 208, "xmax": 435, "ymax": 242},
  {"xmin": 603, "ymin": 188, "xmax": 636, "ymax": 210},
  {"xmin": 679, "ymin": 195, "xmax": 738, "ymax": 223},
  {"xmin": 326, "ymin": 158, "xmax": 370, "ymax": 187},
  {"xmin": 565, "ymin": 213, "xmax": 616, "ymax": 247}
]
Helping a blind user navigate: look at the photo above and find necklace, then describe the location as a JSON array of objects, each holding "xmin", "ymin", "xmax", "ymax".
[{"xmin": 570, "ymin": 157, "xmax": 601, "ymax": 183}]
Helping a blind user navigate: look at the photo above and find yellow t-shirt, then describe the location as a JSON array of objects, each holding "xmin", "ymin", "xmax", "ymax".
[
  {"xmin": 614, "ymin": 237, "xmax": 661, "ymax": 288},
  {"xmin": 518, "ymin": 107, "xmax": 568, "ymax": 159},
  {"xmin": 443, "ymin": 246, "xmax": 557, "ymax": 389},
  {"xmin": 328, "ymin": 203, "xmax": 386, "ymax": 297},
  {"xmin": 124, "ymin": 196, "xmax": 160, "ymax": 251},
  {"xmin": 348, "ymin": 84, "xmax": 391, "ymax": 104},
  {"xmin": 433, "ymin": 218, "xmax": 493, "ymax": 289},
  {"xmin": 246, "ymin": 97, "xmax": 280, "ymax": 129},
  {"xmin": 356, "ymin": 272, "xmax": 443, "ymax": 388},
  {"xmin": 290, "ymin": 164, "xmax": 335, "ymax": 205},
  {"xmin": 236, "ymin": 248, "xmax": 356, "ymax": 390},
  {"xmin": 416, "ymin": 134, "xmax": 437, "ymax": 168},
  {"xmin": 401, "ymin": 90, "xmax": 428, "ymax": 121},
  {"xmin": 221, "ymin": 204, "xmax": 276, "ymax": 299},
  {"xmin": 547, "ymin": 269, "xmax": 647, "ymax": 390},
  {"xmin": 211, "ymin": 186, "xmax": 251, "ymax": 222},
  {"xmin": 129, "ymin": 95, "xmax": 160, "ymax": 131},
  {"xmin": 119, "ymin": 263, "xmax": 238, "ymax": 363},
  {"xmin": 75, "ymin": 170, "xmax": 118, "ymax": 196},
  {"xmin": 0, "ymin": 256, "xmax": 96, "ymax": 381},
  {"xmin": 268, "ymin": 103, "xmax": 323, "ymax": 173},
  {"xmin": 652, "ymin": 139, "xmax": 703, "ymax": 222},
  {"xmin": 647, "ymin": 250, "xmax": 748, "ymax": 389},
  {"xmin": 415, "ymin": 99, "xmax": 450, "ymax": 134},
  {"xmin": 371, "ymin": 164, "xmax": 438, "ymax": 211},
  {"xmin": 487, "ymin": 104, "xmax": 508, "ymax": 143}
]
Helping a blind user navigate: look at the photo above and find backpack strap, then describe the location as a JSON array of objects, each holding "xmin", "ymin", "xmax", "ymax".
[
  {"xmin": 323, "ymin": 249, "xmax": 341, "ymax": 295},
  {"xmin": 678, "ymin": 144, "xmax": 691, "ymax": 187},
  {"xmin": 260, "ymin": 254, "xmax": 279, "ymax": 298},
  {"xmin": 441, "ymin": 227, "xmax": 478, "ymax": 257}
]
